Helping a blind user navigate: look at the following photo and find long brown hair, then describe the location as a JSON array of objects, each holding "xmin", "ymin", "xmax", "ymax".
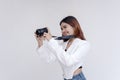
[{"xmin": 60, "ymin": 16, "xmax": 86, "ymax": 40}]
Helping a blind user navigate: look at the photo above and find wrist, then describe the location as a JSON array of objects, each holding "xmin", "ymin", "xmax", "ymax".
[
  {"xmin": 38, "ymin": 42, "xmax": 43, "ymax": 47},
  {"xmin": 38, "ymin": 44, "xmax": 42, "ymax": 48},
  {"xmin": 48, "ymin": 37, "xmax": 52, "ymax": 41}
]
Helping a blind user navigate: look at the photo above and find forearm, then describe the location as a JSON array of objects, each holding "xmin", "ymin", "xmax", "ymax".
[
  {"xmin": 36, "ymin": 40, "xmax": 56, "ymax": 63},
  {"xmin": 47, "ymin": 38, "xmax": 90, "ymax": 66}
]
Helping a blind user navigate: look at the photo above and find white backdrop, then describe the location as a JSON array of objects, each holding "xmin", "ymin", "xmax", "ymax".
[{"xmin": 0, "ymin": 0, "xmax": 120, "ymax": 80}]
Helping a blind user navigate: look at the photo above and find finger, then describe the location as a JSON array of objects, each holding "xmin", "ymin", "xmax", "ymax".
[
  {"xmin": 35, "ymin": 35, "xmax": 39, "ymax": 38},
  {"xmin": 34, "ymin": 33, "xmax": 38, "ymax": 37},
  {"xmin": 43, "ymin": 32, "xmax": 47, "ymax": 36},
  {"xmin": 35, "ymin": 35, "xmax": 38, "ymax": 38}
]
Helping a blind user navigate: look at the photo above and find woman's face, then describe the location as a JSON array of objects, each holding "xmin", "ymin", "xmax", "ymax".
[{"xmin": 60, "ymin": 22, "xmax": 74, "ymax": 36}]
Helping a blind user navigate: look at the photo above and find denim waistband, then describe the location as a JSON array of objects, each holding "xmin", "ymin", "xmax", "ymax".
[{"xmin": 64, "ymin": 71, "xmax": 86, "ymax": 80}]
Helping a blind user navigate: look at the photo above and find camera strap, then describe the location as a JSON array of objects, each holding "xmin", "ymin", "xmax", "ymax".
[{"xmin": 55, "ymin": 35, "xmax": 75, "ymax": 40}]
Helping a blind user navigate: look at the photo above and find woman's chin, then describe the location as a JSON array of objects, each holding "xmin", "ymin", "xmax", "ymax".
[{"xmin": 63, "ymin": 35, "xmax": 68, "ymax": 36}]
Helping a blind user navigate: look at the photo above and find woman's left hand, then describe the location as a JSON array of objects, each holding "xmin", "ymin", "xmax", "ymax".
[{"xmin": 43, "ymin": 28, "xmax": 52, "ymax": 41}]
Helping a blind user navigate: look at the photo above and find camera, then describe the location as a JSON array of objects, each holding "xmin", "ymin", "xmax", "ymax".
[
  {"xmin": 35, "ymin": 27, "xmax": 48, "ymax": 36},
  {"xmin": 35, "ymin": 27, "xmax": 75, "ymax": 41}
]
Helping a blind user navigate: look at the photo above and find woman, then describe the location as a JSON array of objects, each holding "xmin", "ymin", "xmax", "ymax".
[{"xmin": 35, "ymin": 16, "xmax": 90, "ymax": 80}]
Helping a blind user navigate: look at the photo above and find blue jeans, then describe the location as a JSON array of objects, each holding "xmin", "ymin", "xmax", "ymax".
[{"xmin": 64, "ymin": 72, "xmax": 86, "ymax": 80}]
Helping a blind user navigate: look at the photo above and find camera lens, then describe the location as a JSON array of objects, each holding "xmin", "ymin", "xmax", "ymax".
[{"xmin": 35, "ymin": 27, "xmax": 48, "ymax": 36}]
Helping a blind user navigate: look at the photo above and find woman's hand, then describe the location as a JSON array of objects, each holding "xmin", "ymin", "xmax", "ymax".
[
  {"xmin": 35, "ymin": 33, "xmax": 45, "ymax": 47},
  {"xmin": 43, "ymin": 28, "xmax": 52, "ymax": 41},
  {"xmin": 35, "ymin": 27, "xmax": 52, "ymax": 48}
]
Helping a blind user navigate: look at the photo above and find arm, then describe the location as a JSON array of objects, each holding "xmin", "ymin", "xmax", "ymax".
[
  {"xmin": 36, "ymin": 40, "xmax": 56, "ymax": 63},
  {"xmin": 47, "ymin": 38, "xmax": 90, "ymax": 66},
  {"xmin": 35, "ymin": 34, "xmax": 56, "ymax": 63}
]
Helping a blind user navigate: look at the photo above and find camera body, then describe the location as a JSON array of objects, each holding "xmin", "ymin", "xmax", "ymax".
[
  {"xmin": 35, "ymin": 27, "xmax": 48, "ymax": 36},
  {"xmin": 35, "ymin": 27, "xmax": 75, "ymax": 41}
]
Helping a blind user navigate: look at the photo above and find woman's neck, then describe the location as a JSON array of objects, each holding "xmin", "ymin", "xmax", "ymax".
[{"xmin": 68, "ymin": 38, "xmax": 75, "ymax": 43}]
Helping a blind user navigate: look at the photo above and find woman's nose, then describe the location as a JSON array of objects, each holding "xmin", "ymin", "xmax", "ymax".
[
  {"xmin": 62, "ymin": 30, "xmax": 65, "ymax": 34},
  {"xmin": 62, "ymin": 29, "xmax": 65, "ymax": 32}
]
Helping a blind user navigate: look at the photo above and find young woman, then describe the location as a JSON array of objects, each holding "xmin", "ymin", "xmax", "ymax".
[{"xmin": 35, "ymin": 16, "xmax": 90, "ymax": 80}]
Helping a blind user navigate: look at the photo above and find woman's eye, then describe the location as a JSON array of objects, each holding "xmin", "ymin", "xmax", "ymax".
[
  {"xmin": 61, "ymin": 27, "xmax": 64, "ymax": 30},
  {"xmin": 61, "ymin": 25, "xmax": 67, "ymax": 30},
  {"xmin": 64, "ymin": 26, "xmax": 67, "ymax": 28}
]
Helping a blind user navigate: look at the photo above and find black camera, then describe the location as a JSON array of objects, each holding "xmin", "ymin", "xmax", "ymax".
[{"xmin": 35, "ymin": 27, "xmax": 48, "ymax": 36}]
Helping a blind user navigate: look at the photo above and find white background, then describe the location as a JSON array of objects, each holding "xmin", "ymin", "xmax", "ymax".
[{"xmin": 0, "ymin": 0, "xmax": 120, "ymax": 80}]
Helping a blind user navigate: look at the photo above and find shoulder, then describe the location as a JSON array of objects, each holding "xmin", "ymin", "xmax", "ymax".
[
  {"xmin": 74, "ymin": 38, "xmax": 90, "ymax": 46},
  {"xmin": 74, "ymin": 38, "xmax": 88, "ymax": 43}
]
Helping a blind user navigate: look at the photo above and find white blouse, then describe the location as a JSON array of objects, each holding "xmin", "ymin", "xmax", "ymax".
[{"xmin": 37, "ymin": 38, "xmax": 90, "ymax": 79}]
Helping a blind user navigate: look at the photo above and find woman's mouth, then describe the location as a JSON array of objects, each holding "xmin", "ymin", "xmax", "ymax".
[{"xmin": 62, "ymin": 32, "xmax": 69, "ymax": 36}]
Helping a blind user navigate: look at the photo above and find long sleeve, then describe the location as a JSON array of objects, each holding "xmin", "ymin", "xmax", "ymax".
[
  {"xmin": 36, "ymin": 40, "xmax": 56, "ymax": 63},
  {"xmin": 47, "ymin": 38, "xmax": 90, "ymax": 66}
]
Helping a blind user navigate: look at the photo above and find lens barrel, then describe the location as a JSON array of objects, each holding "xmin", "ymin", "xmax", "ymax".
[{"xmin": 35, "ymin": 27, "xmax": 48, "ymax": 36}]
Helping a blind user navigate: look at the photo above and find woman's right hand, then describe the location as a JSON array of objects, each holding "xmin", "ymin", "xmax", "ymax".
[{"xmin": 35, "ymin": 33, "xmax": 45, "ymax": 48}]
